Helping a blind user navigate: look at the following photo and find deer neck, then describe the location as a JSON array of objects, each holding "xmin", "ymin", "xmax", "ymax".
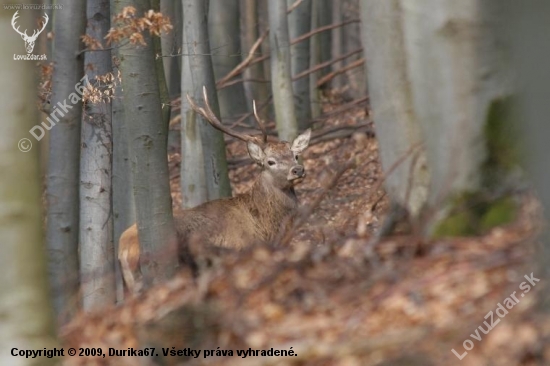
[{"xmin": 246, "ymin": 172, "xmax": 298, "ymax": 240}]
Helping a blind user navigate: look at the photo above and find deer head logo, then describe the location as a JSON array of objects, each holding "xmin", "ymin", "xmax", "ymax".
[{"xmin": 11, "ymin": 11, "xmax": 48, "ymax": 54}]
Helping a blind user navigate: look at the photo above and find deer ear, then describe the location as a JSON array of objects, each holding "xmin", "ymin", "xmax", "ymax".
[
  {"xmin": 291, "ymin": 128, "xmax": 311, "ymax": 154},
  {"xmin": 247, "ymin": 141, "xmax": 265, "ymax": 164}
]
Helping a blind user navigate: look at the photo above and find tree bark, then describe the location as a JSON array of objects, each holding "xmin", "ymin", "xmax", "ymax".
[
  {"xmin": 0, "ymin": 5, "xmax": 59, "ymax": 364},
  {"xmin": 79, "ymin": 0, "xmax": 116, "ymax": 311},
  {"xmin": 111, "ymin": 2, "xmax": 135, "ymax": 302},
  {"xmin": 180, "ymin": 4, "xmax": 208, "ymax": 208},
  {"xmin": 287, "ymin": 0, "xmax": 312, "ymax": 128},
  {"xmin": 209, "ymin": 0, "xmax": 249, "ymax": 123},
  {"xmin": 362, "ymin": 0, "xmax": 516, "ymax": 236},
  {"xmin": 183, "ymin": 0, "xmax": 232, "ymax": 200},
  {"xmin": 115, "ymin": 0, "xmax": 178, "ymax": 286},
  {"xmin": 268, "ymin": 0, "xmax": 299, "ymax": 141},
  {"xmin": 160, "ymin": 0, "xmax": 181, "ymax": 100},
  {"xmin": 502, "ymin": 0, "xmax": 550, "ymax": 310},
  {"xmin": 45, "ymin": 0, "xmax": 86, "ymax": 323},
  {"xmin": 360, "ymin": 0, "xmax": 428, "ymax": 217},
  {"xmin": 241, "ymin": 0, "xmax": 270, "ymax": 120}
]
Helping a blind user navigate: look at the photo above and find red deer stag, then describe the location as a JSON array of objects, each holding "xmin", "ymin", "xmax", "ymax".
[{"xmin": 119, "ymin": 87, "xmax": 311, "ymax": 293}]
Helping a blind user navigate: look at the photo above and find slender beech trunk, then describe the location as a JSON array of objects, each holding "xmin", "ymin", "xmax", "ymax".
[
  {"xmin": 183, "ymin": 0, "xmax": 232, "ymax": 200},
  {"xmin": 110, "ymin": 2, "xmax": 135, "ymax": 302},
  {"xmin": 268, "ymin": 0, "xmax": 298, "ymax": 141},
  {"xmin": 115, "ymin": 0, "xmax": 178, "ymax": 286},
  {"xmin": 209, "ymin": 0, "xmax": 248, "ymax": 123},
  {"xmin": 79, "ymin": 0, "xmax": 116, "ymax": 311},
  {"xmin": 309, "ymin": 0, "xmax": 321, "ymax": 118},
  {"xmin": 160, "ymin": 0, "xmax": 181, "ymax": 100},
  {"xmin": 287, "ymin": 0, "xmax": 312, "ymax": 128},
  {"xmin": 0, "ymin": 5, "xmax": 59, "ymax": 365},
  {"xmin": 45, "ymin": 0, "xmax": 86, "ymax": 323},
  {"xmin": 180, "ymin": 5, "xmax": 208, "ymax": 208},
  {"xmin": 331, "ymin": 2, "xmax": 345, "ymax": 89},
  {"xmin": 241, "ymin": 0, "xmax": 270, "ymax": 120}
]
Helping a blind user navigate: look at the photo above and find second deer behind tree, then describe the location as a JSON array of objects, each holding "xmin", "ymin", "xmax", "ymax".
[{"xmin": 119, "ymin": 87, "xmax": 311, "ymax": 293}]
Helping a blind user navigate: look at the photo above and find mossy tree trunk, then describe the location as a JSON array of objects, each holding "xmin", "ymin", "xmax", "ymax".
[
  {"xmin": 361, "ymin": 0, "xmax": 517, "ymax": 236},
  {"xmin": 0, "ymin": 5, "xmax": 59, "ymax": 364}
]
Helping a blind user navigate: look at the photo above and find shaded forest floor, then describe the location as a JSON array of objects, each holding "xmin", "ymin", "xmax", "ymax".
[{"xmin": 62, "ymin": 99, "xmax": 549, "ymax": 366}]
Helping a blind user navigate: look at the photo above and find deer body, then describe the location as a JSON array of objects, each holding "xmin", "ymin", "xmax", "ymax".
[{"xmin": 118, "ymin": 89, "xmax": 310, "ymax": 293}]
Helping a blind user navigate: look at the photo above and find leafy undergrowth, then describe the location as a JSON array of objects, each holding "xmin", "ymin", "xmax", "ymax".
[{"xmin": 62, "ymin": 102, "xmax": 548, "ymax": 366}]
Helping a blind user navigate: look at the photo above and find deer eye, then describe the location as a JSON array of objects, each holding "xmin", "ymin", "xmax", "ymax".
[
  {"xmin": 267, "ymin": 159, "xmax": 276, "ymax": 166},
  {"xmin": 294, "ymin": 155, "xmax": 299, "ymax": 161}
]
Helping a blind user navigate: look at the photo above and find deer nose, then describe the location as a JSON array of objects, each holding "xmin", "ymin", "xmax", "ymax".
[{"xmin": 291, "ymin": 165, "xmax": 305, "ymax": 178}]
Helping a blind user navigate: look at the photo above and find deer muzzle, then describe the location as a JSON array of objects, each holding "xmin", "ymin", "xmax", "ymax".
[{"xmin": 288, "ymin": 165, "xmax": 305, "ymax": 180}]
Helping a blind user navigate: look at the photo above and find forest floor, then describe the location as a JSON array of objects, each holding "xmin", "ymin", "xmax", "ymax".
[{"xmin": 62, "ymin": 98, "xmax": 549, "ymax": 366}]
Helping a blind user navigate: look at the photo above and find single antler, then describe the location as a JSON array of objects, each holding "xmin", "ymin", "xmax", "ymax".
[
  {"xmin": 252, "ymin": 100, "xmax": 268, "ymax": 144},
  {"xmin": 11, "ymin": 11, "xmax": 27, "ymax": 38},
  {"xmin": 186, "ymin": 86, "xmax": 264, "ymax": 144}
]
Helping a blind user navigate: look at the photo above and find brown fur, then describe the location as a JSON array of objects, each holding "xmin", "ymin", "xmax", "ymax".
[{"xmin": 118, "ymin": 94, "xmax": 311, "ymax": 294}]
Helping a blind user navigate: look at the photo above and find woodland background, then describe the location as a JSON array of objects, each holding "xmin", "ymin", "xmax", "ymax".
[{"xmin": 1, "ymin": 0, "xmax": 550, "ymax": 365}]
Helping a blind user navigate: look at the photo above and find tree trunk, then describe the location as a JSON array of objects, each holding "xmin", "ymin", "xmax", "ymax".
[
  {"xmin": 79, "ymin": 0, "xmax": 116, "ymax": 311},
  {"xmin": 115, "ymin": 0, "xmax": 178, "ymax": 286},
  {"xmin": 342, "ymin": 0, "xmax": 366, "ymax": 99},
  {"xmin": 0, "ymin": 6, "xmax": 59, "ymax": 364},
  {"xmin": 502, "ymin": 0, "xmax": 550, "ymax": 310},
  {"xmin": 180, "ymin": 5, "xmax": 208, "ymax": 208},
  {"xmin": 241, "ymin": 0, "xmax": 270, "ymax": 120},
  {"xmin": 362, "ymin": 0, "xmax": 517, "ymax": 236},
  {"xmin": 183, "ymin": 0, "xmax": 232, "ymax": 200},
  {"xmin": 360, "ymin": 0, "xmax": 428, "ymax": 218},
  {"xmin": 160, "ymin": 0, "xmax": 181, "ymax": 100},
  {"xmin": 209, "ymin": 0, "xmax": 249, "ymax": 123},
  {"xmin": 268, "ymin": 0, "xmax": 299, "ymax": 141},
  {"xmin": 309, "ymin": 0, "xmax": 321, "ymax": 118},
  {"xmin": 331, "ymin": 2, "xmax": 345, "ymax": 90},
  {"xmin": 287, "ymin": 0, "xmax": 312, "ymax": 128},
  {"xmin": 110, "ymin": 2, "xmax": 135, "ymax": 302},
  {"xmin": 45, "ymin": 0, "xmax": 86, "ymax": 323}
]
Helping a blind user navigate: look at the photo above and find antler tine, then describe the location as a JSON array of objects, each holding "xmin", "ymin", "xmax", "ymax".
[
  {"xmin": 186, "ymin": 86, "xmax": 257, "ymax": 144},
  {"xmin": 252, "ymin": 100, "xmax": 268, "ymax": 144}
]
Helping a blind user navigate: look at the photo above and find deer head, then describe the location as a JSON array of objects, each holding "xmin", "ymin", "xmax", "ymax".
[
  {"xmin": 11, "ymin": 11, "xmax": 48, "ymax": 54},
  {"xmin": 187, "ymin": 87, "xmax": 311, "ymax": 190}
]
